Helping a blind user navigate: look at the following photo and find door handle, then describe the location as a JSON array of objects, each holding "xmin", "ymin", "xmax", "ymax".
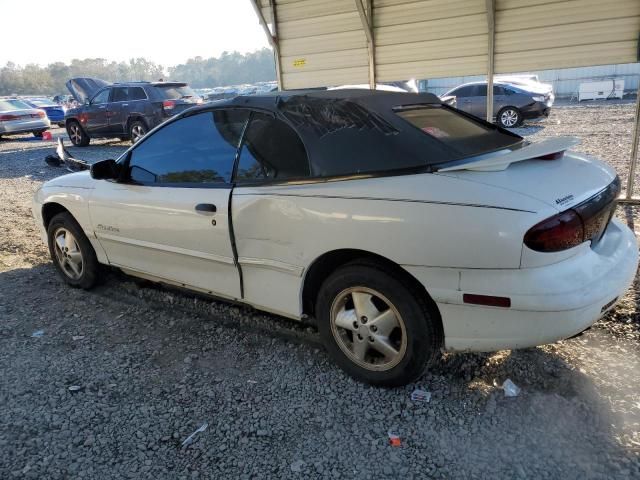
[{"xmin": 195, "ymin": 203, "xmax": 217, "ymax": 213}]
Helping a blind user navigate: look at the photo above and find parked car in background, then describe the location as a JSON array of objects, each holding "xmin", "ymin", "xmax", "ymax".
[
  {"xmin": 442, "ymin": 81, "xmax": 553, "ymax": 128},
  {"xmin": 22, "ymin": 98, "xmax": 66, "ymax": 127},
  {"xmin": 496, "ymin": 74, "xmax": 554, "ymax": 98},
  {"xmin": 34, "ymin": 90, "xmax": 637, "ymax": 386},
  {"xmin": 0, "ymin": 99, "xmax": 50, "ymax": 138},
  {"xmin": 64, "ymin": 77, "xmax": 202, "ymax": 146}
]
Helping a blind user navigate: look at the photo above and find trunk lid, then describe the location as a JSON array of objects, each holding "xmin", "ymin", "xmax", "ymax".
[
  {"xmin": 437, "ymin": 141, "xmax": 617, "ymax": 212},
  {"xmin": 66, "ymin": 77, "xmax": 111, "ymax": 104}
]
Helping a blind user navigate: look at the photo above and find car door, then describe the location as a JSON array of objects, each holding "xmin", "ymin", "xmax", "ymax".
[
  {"xmin": 85, "ymin": 88, "xmax": 111, "ymax": 135},
  {"xmin": 88, "ymin": 109, "xmax": 249, "ymax": 300},
  {"xmin": 449, "ymin": 86, "xmax": 475, "ymax": 115},
  {"xmin": 467, "ymin": 84, "xmax": 487, "ymax": 118},
  {"xmin": 106, "ymin": 86, "xmax": 129, "ymax": 135},
  {"xmin": 231, "ymin": 111, "xmax": 313, "ymax": 317},
  {"xmin": 492, "ymin": 84, "xmax": 508, "ymax": 118}
]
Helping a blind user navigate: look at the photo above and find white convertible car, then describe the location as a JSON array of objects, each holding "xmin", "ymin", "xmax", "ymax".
[{"xmin": 33, "ymin": 90, "xmax": 638, "ymax": 386}]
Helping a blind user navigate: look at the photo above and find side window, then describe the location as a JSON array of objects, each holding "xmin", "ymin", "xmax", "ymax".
[
  {"xmin": 504, "ymin": 87, "xmax": 517, "ymax": 96},
  {"xmin": 127, "ymin": 110, "xmax": 248, "ymax": 185},
  {"xmin": 112, "ymin": 87, "xmax": 128, "ymax": 102},
  {"xmin": 473, "ymin": 84, "xmax": 487, "ymax": 96},
  {"xmin": 91, "ymin": 89, "xmax": 110, "ymax": 104},
  {"xmin": 493, "ymin": 85, "xmax": 505, "ymax": 95},
  {"xmin": 452, "ymin": 86, "xmax": 473, "ymax": 98},
  {"xmin": 128, "ymin": 87, "xmax": 147, "ymax": 100},
  {"xmin": 235, "ymin": 112, "xmax": 309, "ymax": 183}
]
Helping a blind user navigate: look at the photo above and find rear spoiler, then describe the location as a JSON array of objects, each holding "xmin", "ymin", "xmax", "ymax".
[
  {"xmin": 44, "ymin": 138, "xmax": 90, "ymax": 172},
  {"xmin": 436, "ymin": 136, "xmax": 581, "ymax": 172}
]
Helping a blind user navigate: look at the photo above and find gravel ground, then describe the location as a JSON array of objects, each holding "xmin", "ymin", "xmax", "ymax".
[{"xmin": 1, "ymin": 103, "xmax": 639, "ymax": 479}]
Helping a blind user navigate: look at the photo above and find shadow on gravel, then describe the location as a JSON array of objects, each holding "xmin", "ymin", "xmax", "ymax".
[{"xmin": 1, "ymin": 263, "xmax": 638, "ymax": 478}]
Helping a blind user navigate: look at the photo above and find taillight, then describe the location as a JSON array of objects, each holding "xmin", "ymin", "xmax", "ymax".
[
  {"xmin": 163, "ymin": 100, "xmax": 175, "ymax": 111},
  {"xmin": 37, "ymin": 110, "xmax": 46, "ymax": 118},
  {"xmin": 524, "ymin": 209, "xmax": 584, "ymax": 252},
  {"xmin": 525, "ymin": 177, "xmax": 620, "ymax": 253},
  {"xmin": 0, "ymin": 114, "xmax": 20, "ymax": 121}
]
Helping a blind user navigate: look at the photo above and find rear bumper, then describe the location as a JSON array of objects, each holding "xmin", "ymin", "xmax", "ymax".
[
  {"xmin": 521, "ymin": 102, "xmax": 550, "ymax": 120},
  {"xmin": 0, "ymin": 118, "xmax": 51, "ymax": 134},
  {"xmin": 409, "ymin": 219, "xmax": 638, "ymax": 351}
]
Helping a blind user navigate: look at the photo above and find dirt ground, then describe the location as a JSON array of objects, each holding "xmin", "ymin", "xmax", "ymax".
[{"xmin": 0, "ymin": 102, "xmax": 639, "ymax": 479}]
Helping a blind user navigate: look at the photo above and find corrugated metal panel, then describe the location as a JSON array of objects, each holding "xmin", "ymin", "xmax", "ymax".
[
  {"xmin": 375, "ymin": 0, "xmax": 490, "ymax": 81},
  {"xmin": 259, "ymin": 0, "xmax": 369, "ymax": 89},
  {"xmin": 257, "ymin": 0, "xmax": 640, "ymax": 89},
  {"xmin": 495, "ymin": 0, "xmax": 640, "ymax": 73},
  {"xmin": 496, "ymin": 42, "xmax": 639, "ymax": 73}
]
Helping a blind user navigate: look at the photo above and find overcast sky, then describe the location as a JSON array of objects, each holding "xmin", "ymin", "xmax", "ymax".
[{"xmin": 1, "ymin": 0, "xmax": 270, "ymax": 67}]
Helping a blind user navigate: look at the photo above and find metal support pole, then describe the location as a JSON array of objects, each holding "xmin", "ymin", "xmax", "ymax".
[
  {"xmin": 355, "ymin": 0, "xmax": 376, "ymax": 89},
  {"xmin": 624, "ymin": 81, "xmax": 640, "ymax": 200},
  {"xmin": 485, "ymin": 0, "xmax": 495, "ymax": 123},
  {"xmin": 249, "ymin": 0, "xmax": 284, "ymax": 91},
  {"xmin": 268, "ymin": 0, "xmax": 284, "ymax": 91}
]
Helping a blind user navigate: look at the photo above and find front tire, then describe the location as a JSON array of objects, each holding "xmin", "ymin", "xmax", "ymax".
[
  {"xmin": 316, "ymin": 262, "xmax": 441, "ymax": 387},
  {"xmin": 129, "ymin": 120, "xmax": 147, "ymax": 144},
  {"xmin": 32, "ymin": 130, "xmax": 46, "ymax": 138},
  {"xmin": 66, "ymin": 121, "xmax": 90, "ymax": 146},
  {"xmin": 47, "ymin": 212, "xmax": 100, "ymax": 289},
  {"xmin": 497, "ymin": 107, "xmax": 522, "ymax": 128}
]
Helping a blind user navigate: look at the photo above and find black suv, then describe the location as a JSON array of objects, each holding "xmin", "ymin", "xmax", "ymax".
[{"xmin": 64, "ymin": 77, "xmax": 201, "ymax": 146}]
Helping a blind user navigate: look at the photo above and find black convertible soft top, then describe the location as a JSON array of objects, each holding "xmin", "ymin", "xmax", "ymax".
[{"xmin": 184, "ymin": 89, "xmax": 523, "ymax": 177}]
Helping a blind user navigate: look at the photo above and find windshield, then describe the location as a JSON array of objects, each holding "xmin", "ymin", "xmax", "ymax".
[
  {"xmin": 395, "ymin": 105, "xmax": 522, "ymax": 159},
  {"xmin": 155, "ymin": 85, "xmax": 196, "ymax": 100},
  {"xmin": 29, "ymin": 99, "xmax": 55, "ymax": 107}
]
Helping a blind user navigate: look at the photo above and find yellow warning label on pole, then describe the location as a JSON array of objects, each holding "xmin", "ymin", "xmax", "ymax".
[{"xmin": 293, "ymin": 59, "xmax": 306, "ymax": 68}]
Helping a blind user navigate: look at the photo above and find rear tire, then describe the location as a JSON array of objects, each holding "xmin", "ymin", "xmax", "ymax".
[
  {"xmin": 66, "ymin": 121, "xmax": 90, "ymax": 146},
  {"xmin": 316, "ymin": 262, "xmax": 441, "ymax": 387},
  {"xmin": 497, "ymin": 107, "xmax": 522, "ymax": 128},
  {"xmin": 32, "ymin": 130, "xmax": 45, "ymax": 138},
  {"xmin": 129, "ymin": 120, "xmax": 147, "ymax": 144},
  {"xmin": 47, "ymin": 212, "xmax": 100, "ymax": 289}
]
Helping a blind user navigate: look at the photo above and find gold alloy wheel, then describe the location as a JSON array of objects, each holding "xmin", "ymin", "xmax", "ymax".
[
  {"xmin": 53, "ymin": 227, "xmax": 84, "ymax": 280},
  {"xmin": 330, "ymin": 286, "xmax": 407, "ymax": 371}
]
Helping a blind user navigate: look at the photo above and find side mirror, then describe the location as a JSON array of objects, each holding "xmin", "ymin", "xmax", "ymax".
[{"xmin": 90, "ymin": 159, "xmax": 120, "ymax": 180}]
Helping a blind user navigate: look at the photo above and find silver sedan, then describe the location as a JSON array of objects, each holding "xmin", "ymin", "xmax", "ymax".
[{"xmin": 0, "ymin": 99, "xmax": 51, "ymax": 138}]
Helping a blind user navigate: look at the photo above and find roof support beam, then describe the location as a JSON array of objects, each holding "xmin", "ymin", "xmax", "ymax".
[
  {"xmin": 355, "ymin": 0, "xmax": 376, "ymax": 89},
  {"xmin": 249, "ymin": 0, "xmax": 284, "ymax": 90},
  {"xmin": 623, "ymin": 80, "xmax": 640, "ymax": 200},
  {"xmin": 485, "ymin": 0, "xmax": 495, "ymax": 123}
]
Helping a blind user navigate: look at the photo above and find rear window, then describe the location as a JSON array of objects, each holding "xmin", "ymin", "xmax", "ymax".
[
  {"xmin": 395, "ymin": 105, "xmax": 521, "ymax": 158},
  {"xmin": 6, "ymin": 99, "xmax": 32, "ymax": 109},
  {"xmin": 0, "ymin": 100, "xmax": 18, "ymax": 111},
  {"xmin": 154, "ymin": 85, "xmax": 196, "ymax": 100}
]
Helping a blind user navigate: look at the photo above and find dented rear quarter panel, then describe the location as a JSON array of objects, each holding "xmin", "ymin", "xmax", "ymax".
[{"xmin": 231, "ymin": 172, "xmax": 551, "ymax": 318}]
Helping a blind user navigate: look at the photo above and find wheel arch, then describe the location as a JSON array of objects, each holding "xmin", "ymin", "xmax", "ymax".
[
  {"xmin": 65, "ymin": 117, "xmax": 82, "ymax": 129},
  {"xmin": 41, "ymin": 202, "xmax": 71, "ymax": 229},
  {"xmin": 301, "ymin": 248, "xmax": 442, "ymax": 330},
  {"xmin": 41, "ymin": 201, "xmax": 109, "ymax": 265},
  {"xmin": 127, "ymin": 115, "xmax": 148, "ymax": 131}
]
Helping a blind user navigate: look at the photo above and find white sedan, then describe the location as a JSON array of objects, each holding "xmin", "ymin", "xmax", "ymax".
[{"xmin": 33, "ymin": 90, "xmax": 638, "ymax": 386}]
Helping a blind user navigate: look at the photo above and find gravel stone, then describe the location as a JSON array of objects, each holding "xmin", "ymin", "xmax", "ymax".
[{"xmin": 1, "ymin": 109, "xmax": 640, "ymax": 479}]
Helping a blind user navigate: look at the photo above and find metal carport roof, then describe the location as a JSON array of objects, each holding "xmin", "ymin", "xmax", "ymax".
[{"xmin": 250, "ymin": 0, "xmax": 640, "ymax": 201}]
